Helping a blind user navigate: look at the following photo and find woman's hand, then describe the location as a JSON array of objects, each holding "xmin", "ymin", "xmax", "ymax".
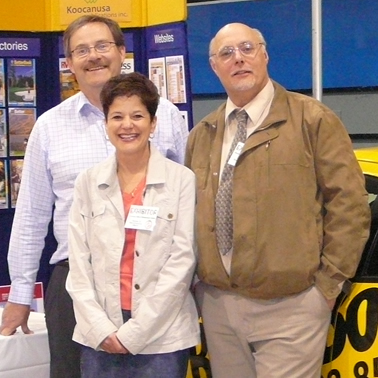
[{"xmin": 100, "ymin": 333, "xmax": 129, "ymax": 354}]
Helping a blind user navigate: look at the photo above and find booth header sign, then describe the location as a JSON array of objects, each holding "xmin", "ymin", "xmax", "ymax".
[
  {"xmin": 0, "ymin": 38, "xmax": 40, "ymax": 57},
  {"xmin": 59, "ymin": 0, "xmax": 132, "ymax": 26},
  {"xmin": 146, "ymin": 24, "xmax": 186, "ymax": 52}
]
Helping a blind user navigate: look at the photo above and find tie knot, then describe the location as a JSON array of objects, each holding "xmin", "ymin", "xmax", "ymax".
[{"xmin": 235, "ymin": 109, "xmax": 248, "ymax": 125}]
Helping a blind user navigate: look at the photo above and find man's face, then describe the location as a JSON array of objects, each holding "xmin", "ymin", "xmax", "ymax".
[
  {"xmin": 209, "ymin": 23, "xmax": 269, "ymax": 105},
  {"xmin": 67, "ymin": 22, "xmax": 125, "ymax": 96}
]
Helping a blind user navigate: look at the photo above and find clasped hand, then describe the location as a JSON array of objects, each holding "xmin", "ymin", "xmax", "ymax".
[{"xmin": 100, "ymin": 332, "xmax": 129, "ymax": 354}]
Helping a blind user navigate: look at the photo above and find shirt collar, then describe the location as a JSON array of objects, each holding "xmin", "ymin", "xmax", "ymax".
[
  {"xmin": 225, "ymin": 79, "xmax": 275, "ymax": 124},
  {"xmin": 77, "ymin": 91, "xmax": 104, "ymax": 118}
]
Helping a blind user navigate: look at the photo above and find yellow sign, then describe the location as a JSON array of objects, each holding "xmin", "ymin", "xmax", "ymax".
[
  {"xmin": 59, "ymin": 0, "xmax": 132, "ymax": 26},
  {"xmin": 322, "ymin": 282, "xmax": 378, "ymax": 378},
  {"xmin": 186, "ymin": 318, "xmax": 211, "ymax": 378}
]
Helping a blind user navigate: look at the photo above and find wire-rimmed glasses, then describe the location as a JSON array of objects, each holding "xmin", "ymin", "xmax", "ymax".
[
  {"xmin": 210, "ymin": 42, "xmax": 265, "ymax": 63},
  {"xmin": 70, "ymin": 41, "xmax": 117, "ymax": 58}
]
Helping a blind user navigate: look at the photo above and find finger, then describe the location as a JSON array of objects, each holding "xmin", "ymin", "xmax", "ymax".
[
  {"xmin": 21, "ymin": 324, "xmax": 33, "ymax": 334},
  {"xmin": 0, "ymin": 326, "xmax": 17, "ymax": 336}
]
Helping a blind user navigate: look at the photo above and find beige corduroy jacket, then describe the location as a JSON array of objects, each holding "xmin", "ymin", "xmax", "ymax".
[{"xmin": 186, "ymin": 80, "xmax": 371, "ymax": 301}]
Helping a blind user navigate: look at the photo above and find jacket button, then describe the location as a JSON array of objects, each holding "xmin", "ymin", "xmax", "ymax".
[
  {"xmin": 134, "ymin": 284, "xmax": 140, "ymax": 290},
  {"xmin": 231, "ymin": 283, "xmax": 238, "ymax": 289},
  {"xmin": 168, "ymin": 213, "xmax": 173, "ymax": 219}
]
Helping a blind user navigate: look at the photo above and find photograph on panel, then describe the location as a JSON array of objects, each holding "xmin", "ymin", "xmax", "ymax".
[
  {"xmin": 149, "ymin": 57, "xmax": 167, "ymax": 98},
  {"xmin": 0, "ymin": 109, "xmax": 7, "ymax": 157},
  {"xmin": 0, "ymin": 159, "xmax": 8, "ymax": 209},
  {"xmin": 7, "ymin": 58, "xmax": 36, "ymax": 107},
  {"xmin": 10, "ymin": 159, "xmax": 23, "ymax": 208},
  {"xmin": 166, "ymin": 55, "xmax": 186, "ymax": 104},
  {"xmin": 8, "ymin": 107, "xmax": 36, "ymax": 156},
  {"xmin": 0, "ymin": 59, "xmax": 5, "ymax": 107},
  {"xmin": 59, "ymin": 57, "xmax": 80, "ymax": 102}
]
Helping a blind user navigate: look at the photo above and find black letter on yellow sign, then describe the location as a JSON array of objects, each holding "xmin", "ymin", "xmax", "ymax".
[
  {"xmin": 326, "ymin": 369, "xmax": 341, "ymax": 378},
  {"xmin": 354, "ymin": 361, "xmax": 368, "ymax": 377},
  {"xmin": 347, "ymin": 288, "xmax": 378, "ymax": 352},
  {"xmin": 374, "ymin": 356, "xmax": 378, "ymax": 376},
  {"xmin": 323, "ymin": 288, "xmax": 378, "ymax": 364}
]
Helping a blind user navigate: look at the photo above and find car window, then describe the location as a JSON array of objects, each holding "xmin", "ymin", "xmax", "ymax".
[
  {"xmin": 364, "ymin": 175, "xmax": 378, "ymax": 203},
  {"xmin": 355, "ymin": 194, "xmax": 378, "ymax": 277}
]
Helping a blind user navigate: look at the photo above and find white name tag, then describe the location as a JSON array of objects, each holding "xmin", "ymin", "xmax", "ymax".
[
  {"xmin": 227, "ymin": 142, "xmax": 245, "ymax": 166},
  {"xmin": 125, "ymin": 205, "xmax": 159, "ymax": 231}
]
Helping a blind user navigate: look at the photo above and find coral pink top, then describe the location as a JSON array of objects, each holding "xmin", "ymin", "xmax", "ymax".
[{"xmin": 120, "ymin": 177, "xmax": 146, "ymax": 310}]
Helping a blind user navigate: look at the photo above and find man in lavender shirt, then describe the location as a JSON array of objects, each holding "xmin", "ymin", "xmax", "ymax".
[{"xmin": 0, "ymin": 15, "xmax": 187, "ymax": 378}]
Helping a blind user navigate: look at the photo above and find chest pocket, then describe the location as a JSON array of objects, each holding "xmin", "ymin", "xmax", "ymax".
[
  {"xmin": 153, "ymin": 207, "xmax": 176, "ymax": 242},
  {"xmin": 79, "ymin": 201, "xmax": 123, "ymax": 260},
  {"xmin": 80, "ymin": 202, "xmax": 106, "ymax": 219},
  {"xmin": 80, "ymin": 202, "xmax": 107, "ymax": 235}
]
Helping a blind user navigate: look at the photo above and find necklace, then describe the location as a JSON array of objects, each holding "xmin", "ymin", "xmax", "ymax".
[
  {"xmin": 117, "ymin": 163, "xmax": 147, "ymax": 197},
  {"xmin": 127, "ymin": 176, "xmax": 146, "ymax": 198}
]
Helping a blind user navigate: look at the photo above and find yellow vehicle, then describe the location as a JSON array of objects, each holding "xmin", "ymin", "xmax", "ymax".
[
  {"xmin": 354, "ymin": 147, "xmax": 378, "ymax": 200},
  {"xmin": 186, "ymin": 147, "xmax": 378, "ymax": 378},
  {"xmin": 322, "ymin": 146, "xmax": 378, "ymax": 378},
  {"xmin": 354, "ymin": 147, "xmax": 378, "ymax": 176},
  {"xmin": 187, "ymin": 321, "xmax": 211, "ymax": 378},
  {"xmin": 187, "ymin": 147, "xmax": 378, "ymax": 378}
]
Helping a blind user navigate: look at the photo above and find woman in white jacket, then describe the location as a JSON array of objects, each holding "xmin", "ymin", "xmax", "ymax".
[{"xmin": 66, "ymin": 72, "xmax": 199, "ymax": 378}]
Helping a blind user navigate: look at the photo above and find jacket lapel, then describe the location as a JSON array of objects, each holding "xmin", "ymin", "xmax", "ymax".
[
  {"xmin": 95, "ymin": 155, "xmax": 125, "ymax": 220},
  {"xmin": 207, "ymin": 104, "xmax": 227, "ymax": 196}
]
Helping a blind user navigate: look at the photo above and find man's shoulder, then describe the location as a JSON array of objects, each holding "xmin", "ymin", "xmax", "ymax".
[
  {"xmin": 191, "ymin": 102, "xmax": 226, "ymax": 134},
  {"xmin": 186, "ymin": 104, "xmax": 225, "ymax": 160},
  {"xmin": 76, "ymin": 154, "xmax": 115, "ymax": 183},
  {"xmin": 157, "ymin": 96, "xmax": 174, "ymax": 108},
  {"xmin": 156, "ymin": 97, "xmax": 180, "ymax": 116},
  {"xmin": 272, "ymin": 81, "xmax": 343, "ymax": 132},
  {"xmin": 88, "ymin": 154, "xmax": 114, "ymax": 173},
  {"xmin": 275, "ymin": 81, "xmax": 328, "ymax": 111}
]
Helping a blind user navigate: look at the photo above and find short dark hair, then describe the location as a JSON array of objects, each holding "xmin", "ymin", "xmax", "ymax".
[
  {"xmin": 63, "ymin": 15, "xmax": 125, "ymax": 58},
  {"xmin": 100, "ymin": 73, "xmax": 160, "ymax": 121}
]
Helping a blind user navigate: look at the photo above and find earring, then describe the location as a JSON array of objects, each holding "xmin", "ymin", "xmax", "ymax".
[{"xmin": 149, "ymin": 133, "xmax": 154, "ymax": 139}]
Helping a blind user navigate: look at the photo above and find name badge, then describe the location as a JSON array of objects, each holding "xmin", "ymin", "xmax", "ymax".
[
  {"xmin": 125, "ymin": 205, "xmax": 159, "ymax": 231},
  {"xmin": 227, "ymin": 142, "xmax": 245, "ymax": 166}
]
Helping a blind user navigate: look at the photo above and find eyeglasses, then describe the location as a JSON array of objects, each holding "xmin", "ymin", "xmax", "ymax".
[
  {"xmin": 70, "ymin": 41, "xmax": 117, "ymax": 58},
  {"xmin": 210, "ymin": 42, "xmax": 265, "ymax": 62}
]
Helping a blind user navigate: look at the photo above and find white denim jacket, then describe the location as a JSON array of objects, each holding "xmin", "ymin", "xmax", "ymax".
[{"xmin": 66, "ymin": 146, "xmax": 199, "ymax": 355}]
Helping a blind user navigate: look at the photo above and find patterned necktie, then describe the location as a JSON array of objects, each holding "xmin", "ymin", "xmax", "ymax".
[{"xmin": 215, "ymin": 109, "xmax": 248, "ymax": 255}]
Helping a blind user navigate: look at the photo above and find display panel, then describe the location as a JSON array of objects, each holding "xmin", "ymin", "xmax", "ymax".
[
  {"xmin": 145, "ymin": 22, "xmax": 193, "ymax": 129},
  {"xmin": 0, "ymin": 37, "xmax": 39, "ymax": 209}
]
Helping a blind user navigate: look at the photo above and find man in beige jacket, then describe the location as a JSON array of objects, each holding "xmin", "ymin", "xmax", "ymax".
[{"xmin": 186, "ymin": 22, "xmax": 370, "ymax": 378}]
